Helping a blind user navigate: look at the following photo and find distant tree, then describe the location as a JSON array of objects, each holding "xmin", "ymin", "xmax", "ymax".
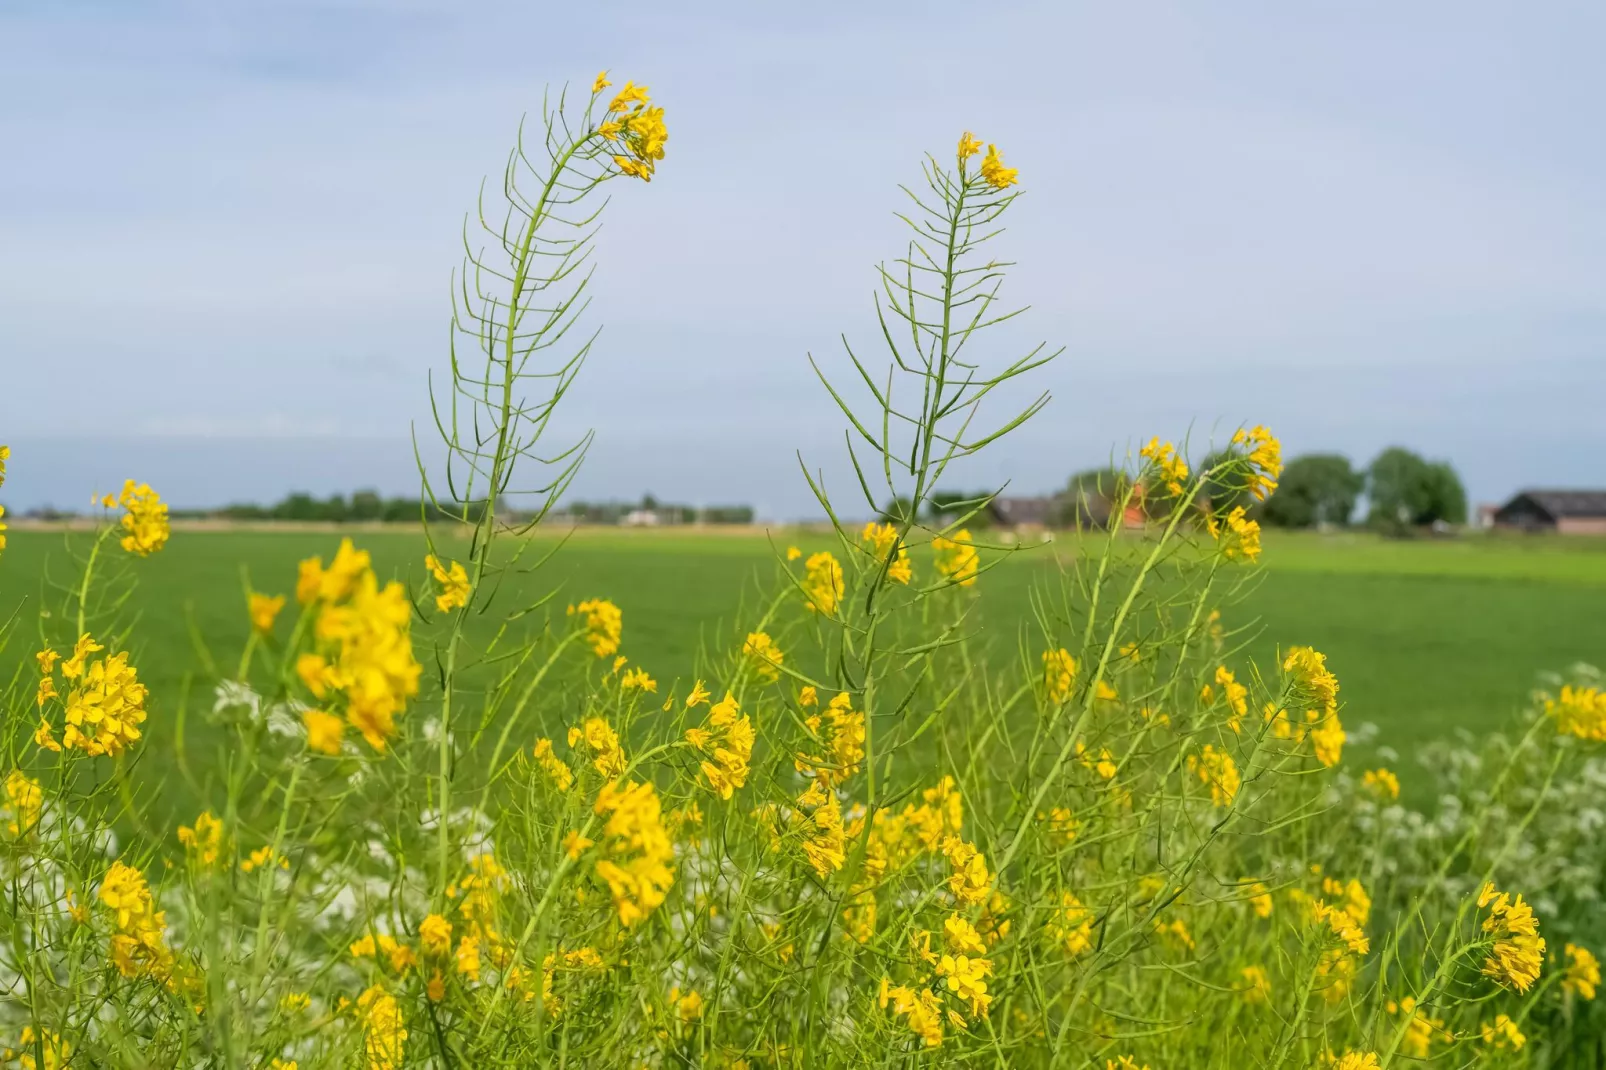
[
  {"xmin": 1057, "ymin": 467, "xmax": 1130, "ymax": 527},
  {"xmin": 349, "ymin": 489, "xmax": 384, "ymax": 522},
  {"xmin": 1262, "ymin": 454, "xmax": 1363, "ymax": 528},
  {"xmin": 273, "ymin": 492, "xmax": 320, "ymax": 522},
  {"xmin": 1366, "ymin": 447, "xmax": 1467, "ymax": 529},
  {"xmin": 879, "ymin": 496, "xmax": 917, "ymax": 526},
  {"xmin": 927, "ymin": 489, "xmax": 992, "ymax": 527},
  {"xmin": 701, "ymin": 505, "xmax": 754, "ymax": 524},
  {"xmin": 1192, "ymin": 449, "xmax": 1244, "ymax": 514},
  {"xmin": 1422, "ymin": 461, "xmax": 1468, "ymax": 526}
]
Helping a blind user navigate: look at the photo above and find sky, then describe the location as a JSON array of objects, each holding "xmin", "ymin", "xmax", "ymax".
[{"xmin": 3, "ymin": 0, "xmax": 1603, "ymax": 520}]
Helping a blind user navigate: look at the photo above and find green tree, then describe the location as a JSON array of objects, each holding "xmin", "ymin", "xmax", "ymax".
[
  {"xmin": 1058, "ymin": 467, "xmax": 1131, "ymax": 527},
  {"xmin": 1262, "ymin": 454, "xmax": 1363, "ymax": 528},
  {"xmin": 1366, "ymin": 447, "xmax": 1466, "ymax": 529}
]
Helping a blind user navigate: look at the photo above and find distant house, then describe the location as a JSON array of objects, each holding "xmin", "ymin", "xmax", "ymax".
[
  {"xmin": 989, "ymin": 496, "xmax": 1059, "ymax": 529},
  {"xmin": 1493, "ymin": 490, "xmax": 1606, "ymax": 535}
]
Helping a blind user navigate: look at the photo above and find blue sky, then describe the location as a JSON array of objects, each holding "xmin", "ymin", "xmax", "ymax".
[{"xmin": 3, "ymin": 1, "xmax": 1602, "ymax": 519}]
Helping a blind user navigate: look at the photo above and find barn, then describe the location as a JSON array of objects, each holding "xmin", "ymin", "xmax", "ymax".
[{"xmin": 1492, "ymin": 490, "xmax": 1606, "ymax": 535}]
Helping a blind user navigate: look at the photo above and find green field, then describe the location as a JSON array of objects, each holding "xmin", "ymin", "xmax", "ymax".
[{"xmin": 3, "ymin": 526, "xmax": 1604, "ymax": 777}]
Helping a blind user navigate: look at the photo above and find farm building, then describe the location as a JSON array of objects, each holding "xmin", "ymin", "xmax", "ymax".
[{"xmin": 1493, "ymin": 490, "xmax": 1606, "ymax": 535}]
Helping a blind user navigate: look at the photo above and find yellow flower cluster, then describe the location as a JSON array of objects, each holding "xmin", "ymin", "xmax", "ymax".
[
  {"xmin": 597, "ymin": 77, "xmax": 667, "ymax": 181},
  {"xmin": 3, "ymin": 1027, "xmax": 70, "ymax": 1070},
  {"xmin": 860, "ymin": 522, "xmax": 912, "ymax": 585},
  {"xmin": 1047, "ymin": 891, "xmax": 1094, "ymax": 956},
  {"xmin": 295, "ymin": 540, "xmax": 421, "ymax": 752},
  {"xmin": 1212, "ymin": 665, "xmax": 1249, "ymax": 731},
  {"xmin": 1545, "ymin": 684, "xmax": 1606, "ymax": 741},
  {"xmin": 1240, "ymin": 964, "xmax": 1271, "ymax": 1003},
  {"xmin": 1477, "ymin": 881, "xmax": 1545, "ymax": 993},
  {"xmin": 249, "ymin": 591, "xmax": 285, "ymax": 634},
  {"xmin": 1361, "ymin": 767, "xmax": 1400, "ymax": 800},
  {"xmin": 742, "ymin": 630, "xmax": 784, "ymax": 683},
  {"xmin": 1385, "ymin": 996, "xmax": 1449, "ymax": 1059},
  {"xmin": 1278, "ymin": 645, "xmax": 1344, "ymax": 767},
  {"xmin": 1042, "ymin": 647, "xmax": 1077, "ymax": 704},
  {"xmin": 568, "ymin": 598, "xmax": 622, "ymax": 658},
  {"xmin": 1329, "ymin": 1053, "xmax": 1380, "ymax": 1070},
  {"xmin": 425, "ymin": 553, "xmax": 470, "ymax": 613},
  {"xmin": 593, "ymin": 779, "xmax": 675, "ymax": 926},
  {"xmin": 686, "ymin": 692, "xmax": 755, "ymax": 799},
  {"xmin": 356, "ymin": 985, "xmax": 406, "ymax": 1070},
  {"xmin": 801, "ymin": 550, "xmax": 844, "ymax": 614},
  {"xmin": 99, "ymin": 860, "xmax": 174, "ymax": 982},
  {"xmin": 1480, "ymin": 1013, "xmax": 1526, "ymax": 1051},
  {"xmin": 3, "ymin": 771, "xmax": 42, "ymax": 838},
  {"xmin": 302, "ymin": 710, "xmax": 344, "ymax": 755},
  {"xmin": 978, "ymin": 144, "xmax": 1018, "ymax": 189},
  {"xmin": 932, "ymin": 530, "xmax": 978, "ymax": 587},
  {"xmin": 35, "ymin": 634, "xmax": 149, "ymax": 758},
  {"xmin": 1232, "ymin": 425, "xmax": 1283, "ymax": 501},
  {"xmin": 568, "ymin": 717, "xmax": 626, "ymax": 777},
  {"xmin": 854, "ymin": 777, "xmax": 965, "ymax": 877},
  {"xmin": 350, "ymin": 931, "xmax": 419, "ymax": 974},
  {"xmin": 114, "ymin": 479, "xmax": 170, "ymax": 556},
  {"xmin": 943, "ymin": 835, "xmax": 992, "ymax": 906},
  {"xmin": 177, "ymin": 810, "xmax": 225, "ymax": 869},
  {"xmin": 0, "ymin": 449, "xmax": 9, "ymax": 555},
  {"xmin": 532, "ymin": 737, "xmax": 575, "ymax": 791},
  {"xmin": 796, "ymin": 778, "xmax": 846, "ymax": 877},
  {"xmin": 795, "ymin": 691, "xmax": 866, "ymax": 788},
  {"xmin": 881, "ymin": 914, "xmax": 995, "ymax": 1048},
  {"xmin": 1564, "ymin": 943, "xmax": 1600, "ymax": 1000},
  {"xmin": 1140, "ymin": 437, "xmax": 1189, "ymax": 497},
  {"xmin": 1208, "ymin": 505, "xmax": 1262, "ymax": 563},
  {"xmin": 1185, "ymin": 744, "xmax": 1240, "ymax": 807}
]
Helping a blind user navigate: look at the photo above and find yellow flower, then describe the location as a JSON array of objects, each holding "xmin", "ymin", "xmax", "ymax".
[
  {"xmin": 303, "ymin": 710, "xmax": 344, "ymax": 755},
  {"xmin": 795, "ymin": 691, "xmax": 865, "ymax": 789},
  {"xmin": 419, "ymin": 913, "xmax": 452, "ymax": 957},
  {"xmin": 1477, "ymin": 881, "xmax": 1545, "ymax": 993},
  {"xmin": 1385, "ymin": 996, "xmax": 1448, "ymax": 1059},
  {"xmin": 116, "ymin": 479, "xmax": 169, "ymax": 556},
  {"xmin": 1042, "ymin": 648, "xmax": 1077, "ymax": 703},
  {"xmin": 673, "ymin": 987, "xmax": 704, "ymax": 1021},
  {"xmin": 1330, "ymin": 1054, "xmax": 1380, "ymax": 1070},
  {"xmin": 1139, "ymin": 437, "xmax": 1189, "ymax": 497},
  {"xmin": 958, "ymin": 131, "xmax": 982, "ymax": 161},
  {"xmin": 0, "ymin": 444, "xmax": 8, "ymax": 488},
  {"xmin": 932, "ymin": 529, "xmax": 979, "ymax": 587},
  {"xmin": 248, "ymin": 592, "xmax": 286, "ymax": 634},
  {"xmin": 742, "ymin": 631, "xmax": 784, "ymax": 683},
  {"xmin": 620, "ymin": 667, "xmax": 657, "ymax": 692},
  {"xmin": 978, "ymin": 143, "xmax": 1018, "ymax": 188},
  {"xmin": 1212, "ymin": 665, "xmax": 1249, "ymax": 731},
  {"xmin": 98, "ymin": 860, "xmax": 173, "ymax": 981},
  {"xmin": 593, "ymin": 779, "xmax": 676, "ymax": 926},
  {"xmin": 569, "ymin": 717, "xmax": 626, "ymax": 777},
  {"xmin": 568, "ymin": 598, "xmax": 622, "ymax": 658},
  {"xmin": 9, "ymin": 1027, "xmax": 71, "ymax": 1070},
  {"xmin": 1564, "ymin": 943, "xmax": 1600, "ymax": 1000},
  {"xmin": 797, "ymin": 778, "xmax": 846, "ymax": 876},
  {"xmin": 861, "ymin": 522, "xmax": 912, "ymax": 584},
  {"xmin": 592, "ymin": 70, "xmax": 610, "ymax": 93},
  {"xmin": 239, "ymin": 845, "xmax": 284, "ymax": 873},
  {"xmin": 1546, "ymin": 684, "xmax": 1606, "ymax": 741},
  {"xmin": 0, "ymin": 504, "xmax": 7, "ymax": 556},
  {"xmin": 425, "ymin": 553, "xmax": 471, "ymax": 613},
  {"xmin": 880, "ymin": 981, "xmax": 944, "ymax": 1047},
  {"xmin": 1207, "ymin": 505, "xmax": 1262, "ymax": 563},
  {"xmin": 59, "ymin": 641, "xmax": 148, "ymax": 758},
  {"xmin": 1361, "ymin": 768, "xmax": 1400, "ymax": 800},
  {"xmin": 802, "ymin": 550, "xmax": 845, "ymax": 613},
  {"xmin": 177, "ymin": 810, "xmax": 225, "ymax": 869},
  {"xmin": 686, "ymin": 692, "xmax": 755, "ymax": 800},
  {"xmin": 3, "ymin": 770, "xmax": 42, "ymax": 838},
  {"xmin": 798, "ymin": 684, "xmax": 817, "ymax": 708},
  {"xmin": 1240, "ymin": 964, "xmax": 1270, "ymax": 1003},
  {"xmin": 1047, "ymin": 891, "xmax": 1093, "ymax": 956},
  {"xmin": 607, "ymin": 80, "xmax": 649, "ymax": 113},
  {"xmin": 785, "ymin": 545, "xmax": 802, "ymax": 561},
  {"xmin": 942, "ymin": 837, "xmax": 992, "ymax": 906},
  {"xmin": 532, "ymin": 737, "xmax": 574, "ymax": 791},
  {"xmin": 1480, "ymin": 1014, "xmax": 1526, "ymax": 1051},
  {"xmin": 562, "ymin": 829, "xmax": 594, "ymax": 859},
  {"xmin": 1186, "ymin": 745, "xmax": 1239, "ymax": 807},
  {"xmin": 1037, "ymin": 806, "xmax": 1079, "ymax": 847},
  {"xmin": 356, "ymin": 984, "xmax": 407, "ymax": 1070},
  {"xmin": 1231, "ymin": 424, "xmax": 1283, "ymax": 501}
]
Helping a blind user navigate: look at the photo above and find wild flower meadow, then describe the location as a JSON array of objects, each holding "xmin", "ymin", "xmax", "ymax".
[{"xmin": 3, "ymin": 73, "xmax": 1606, "ymax": 1069}]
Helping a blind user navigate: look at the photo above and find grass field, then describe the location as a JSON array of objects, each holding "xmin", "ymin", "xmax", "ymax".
[{"xmin": 4, "ymin": 526, "xmax": 1604, "ymax": 794}]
